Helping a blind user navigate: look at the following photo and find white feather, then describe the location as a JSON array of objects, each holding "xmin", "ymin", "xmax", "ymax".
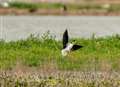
[{"xmin": 61, "ymin": 43, "xmax": 73, "ymax": 56}]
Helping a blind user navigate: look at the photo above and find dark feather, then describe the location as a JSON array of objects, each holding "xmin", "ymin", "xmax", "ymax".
[
  {"xmin": 71, "ymin": 45, "xmax": 83, "ymax": 51},
  {"xmin": 63, "ymin": 29, "xmax": 69, "ymax": 49}
]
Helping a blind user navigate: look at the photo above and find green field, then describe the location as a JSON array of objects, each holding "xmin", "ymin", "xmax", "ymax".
[
  {"xmin": 0, "ymin": 32, "xmax": 120, "ymax": 71},
  {"xmin": 5, "ymin": 2, "xmax": 120, "ymax": 12},
  {"xmin": 1, "ymin": 32, "xmax": 120, "ymax": 86}
]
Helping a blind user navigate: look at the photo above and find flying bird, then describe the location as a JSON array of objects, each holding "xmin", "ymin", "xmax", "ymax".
[{"xmin": 61, "ymin": 29, "xmax": 83, "ymax": 56}]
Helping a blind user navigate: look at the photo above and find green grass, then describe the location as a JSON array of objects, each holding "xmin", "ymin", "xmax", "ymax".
[
  {"xmin": 7, "ymin": 2, "xmax": 120, "ymax": 12},
  {"xmin": 9, "ymin": 2, "xmax": 64, "ymax": 9},
  {"xmin": 1, "ymin": 32, "xmax": 120, "ymax": 71}
]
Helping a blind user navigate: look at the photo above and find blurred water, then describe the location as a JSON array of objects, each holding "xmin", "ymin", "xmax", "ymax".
[{"xmin": 1, "ymin": 16, "xmax": 120, "ymax": 41}]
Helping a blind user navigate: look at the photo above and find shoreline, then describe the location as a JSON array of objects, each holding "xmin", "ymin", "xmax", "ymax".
[{"xmin": 1, "ymin": 8, "xmax": 120, "ymax": 16}]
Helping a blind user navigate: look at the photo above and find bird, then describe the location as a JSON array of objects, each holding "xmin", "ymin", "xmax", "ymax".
[{"xmin": 61, "ymin": 29, "xmax": 83, "ymax": 56}]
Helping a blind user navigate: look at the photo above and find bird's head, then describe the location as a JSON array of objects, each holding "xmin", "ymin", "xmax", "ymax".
[{"xmin": 70, "ymin": 40, "xmax": 77, "ymax": 44}]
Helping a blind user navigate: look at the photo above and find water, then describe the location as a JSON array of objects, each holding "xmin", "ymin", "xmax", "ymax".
[{"xmin": 1, "ymin": 16, "xmax": 120, "ymax": 41}]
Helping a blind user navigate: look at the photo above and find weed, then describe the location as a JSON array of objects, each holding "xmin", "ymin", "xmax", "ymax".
[{"xmin": 0, "ymin": 33, "xmax": 120, "ymax": 71}]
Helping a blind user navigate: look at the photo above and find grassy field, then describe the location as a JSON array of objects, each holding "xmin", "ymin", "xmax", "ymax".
[
  {"xmin": 1, "ymin": 32, "xmax": 120, "ymax": 86},
  {"xmin": 0, "ymin": 32, "xmax": 120, "ymax": 71},
  {"xmin": 5, "ymin": 2, "xmax": 120, "ymax": 12}
]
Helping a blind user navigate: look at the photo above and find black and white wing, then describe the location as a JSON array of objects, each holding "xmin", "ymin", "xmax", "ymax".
[
  {"xmin": 63, "ymin": 29, "xmax": 69, "ymax": 49},
  {"xmin": 71, "ymin": 45, "xmax": 83, "ymax": 51}
]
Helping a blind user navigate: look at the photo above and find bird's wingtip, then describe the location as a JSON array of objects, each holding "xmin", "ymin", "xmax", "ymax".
[{"xmin": 65, "ymin": 29, "xmax": 68, "ymax": 32}]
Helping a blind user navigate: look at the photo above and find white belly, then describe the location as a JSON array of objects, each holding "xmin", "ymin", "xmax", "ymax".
[{"xmin": 61, "ymin": 43, "xmax": 73, "ymax": 56}]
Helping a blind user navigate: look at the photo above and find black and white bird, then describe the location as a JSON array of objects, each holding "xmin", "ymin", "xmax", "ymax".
[{"xmin": 61, "ymin": 29, "xmax": 83, "ymax": 56}]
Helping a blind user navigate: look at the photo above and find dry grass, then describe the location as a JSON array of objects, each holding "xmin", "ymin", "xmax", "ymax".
[{"xmin": 0, "ymin": 71, "xmax": 120, "ymax": 87}]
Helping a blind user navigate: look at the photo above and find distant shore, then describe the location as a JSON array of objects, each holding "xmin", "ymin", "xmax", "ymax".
[
  {"xmin": 1, "ymin": 8, "xmax": 120, "ymax": 16},
  {"xmin": 1, "ymin": 2, "xmax": 120, "ymax": 16}
]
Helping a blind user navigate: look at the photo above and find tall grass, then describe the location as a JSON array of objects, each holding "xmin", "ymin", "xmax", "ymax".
[
  {"xmin": 1, "ymin": 32, "xmax": 120, "ymax": 86},
  {"xmin": 1, "ymin": 32, "xmax": 120, "ymax": 71}
]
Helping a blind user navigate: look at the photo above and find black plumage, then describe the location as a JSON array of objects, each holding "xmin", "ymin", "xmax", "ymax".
[
  {"xmin": 71, "ymin": 45, "xmax": 83, "ymax": 51},
  {"xmin": 61, "ymin": 29, "xmax": 83, "ymax": 56},
  {"xmin": 63, "ymin": 29, "xmax": 68, "ymax": 49}
]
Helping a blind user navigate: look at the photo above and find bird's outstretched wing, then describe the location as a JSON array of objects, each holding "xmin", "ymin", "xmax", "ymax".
[
  {"xmin": 63, "ymin": 29, "xmax": 69, "ymax": 49},
  {"xmin": 71, "ymin": 45, "xmax": 83, "ymax": 51}
]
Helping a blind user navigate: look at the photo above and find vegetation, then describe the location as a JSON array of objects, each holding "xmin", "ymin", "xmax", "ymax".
[
  {"xmin": 9, "ymin": 2, "xmax": 64, "ymax": 9},
  {"xmin": 0, "ymin": 32, "xmax": 120, "ymax": 71},
  {"xmin": 7, "ymin": 2, "xmax": 120, "ymax": 12},
  {"xmin": 0, "ymin": 71, "xmax": 120, "ymax": 87},
  {"xmin": 1, "ymin": 32, "xmax": 120, "ymax": 86}
]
